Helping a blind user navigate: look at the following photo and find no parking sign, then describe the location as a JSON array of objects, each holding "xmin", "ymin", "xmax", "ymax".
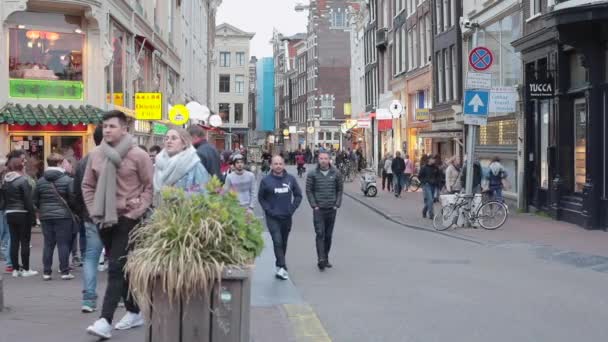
[{"xmin": 469, "ymin": 47, "xmax": 493, "ymax": 72}]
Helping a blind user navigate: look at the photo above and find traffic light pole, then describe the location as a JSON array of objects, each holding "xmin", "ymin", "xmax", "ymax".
[{"xmin": 464, "ymin": 26, "xmax": 480, "ymax": 198}]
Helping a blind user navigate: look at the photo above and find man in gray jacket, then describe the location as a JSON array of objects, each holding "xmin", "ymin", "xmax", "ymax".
[{"xmin": 305, "ymin": 151, "xmax": 343, "ymax": 271}]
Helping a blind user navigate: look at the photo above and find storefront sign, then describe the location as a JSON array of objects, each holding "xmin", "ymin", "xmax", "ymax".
[
  {"xmin": 153, "ymin": 123, "xmax": 169, "ymax": 135},
  {"xmin": 135, "ymin": 92, "xmax": 162, "ymax": 120},
  {"xmin": 357, "ymin": 119, "xmax": 371, "ymax": 128},
  {"xmin": 489, "ymin": 87, "xmax": 518, "ymax": 113},
  {"xmin": 375, "ymin": 108, "xmax": 391, "ymax": 120},
  {"xmin": 344, "ymin": 103, "xmax": 352, "ymax": 116},
  {"xmin": 389, "ymin": 100, "xmax": 404, "ymax": 118},
  {"xmin": 283, "ymin": 129, "xmax": 290, "ymax": 136},
  {"xmin": 465, "ymin": 72, "xmax": 492, "ymax": 89},
  {"xmin": 9, "ymin": 79, "xmax": 84, "ymax": 100},
  {"xmin": 415, "ymin": 108, "xmax": 430, "ymax": 121},
  {"xmin": 107, "ymin": 93, "xmax": 124, "ymax": 106},
  {"xmin": 527, "ymin": 79, "xmax": 554, "ymax": 98},
  {"xmin": 169, "ymin": 105, "xmax": 189, "ymax": 125},
  {"xmin": 289, "ymin": 126, "xmax": 297, "ymax": 134},
  {"xmin": 307, "ymin": 126, "xmax": 315, "ymax": 134}
]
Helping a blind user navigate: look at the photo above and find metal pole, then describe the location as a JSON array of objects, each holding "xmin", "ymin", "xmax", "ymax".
[{"xmin": 465, "ymin": 26, "xmax": 479, "ymax": 197}]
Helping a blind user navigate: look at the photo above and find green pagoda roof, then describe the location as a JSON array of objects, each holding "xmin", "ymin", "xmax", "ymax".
[{"xmin": 0, "ymin": 103, "xmax": 104, "ymax": 125}]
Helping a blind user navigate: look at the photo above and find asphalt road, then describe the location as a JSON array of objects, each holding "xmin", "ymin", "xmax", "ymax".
[{"xmin": 280, "ymin": 166, "xmax": 608, "ymax": 342}]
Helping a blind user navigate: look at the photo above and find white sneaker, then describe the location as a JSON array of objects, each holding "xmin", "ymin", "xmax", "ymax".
[
  {"xmin": 21, "ymin": 270, "xmax": 38, "ymax": 277},
  {"xmin": 61, "ymin": 273, "xmax": 75, "ymax": 280},
  {"xmin": 114, "ymin": 311, "xmax": 144, "ymax": 330},
  {"xmin": 12, "ymin": 270, "xmax": 21, "ymax": 278},
  {"xmin": 275, "ymin": 267, "xmax": 289, "ymax": 280},
  {"xmin": 42, "ymin": 274, "xmax": 52, "ymax": 281},
  {"xmin": 86, "ymin": 318, "xmax": 112, "ymax": 339}
]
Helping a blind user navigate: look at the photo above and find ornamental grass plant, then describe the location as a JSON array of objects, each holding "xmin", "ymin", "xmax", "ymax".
[{"xmin": 126, "ymin": 177, "xmax": 264, "ymax": 312}]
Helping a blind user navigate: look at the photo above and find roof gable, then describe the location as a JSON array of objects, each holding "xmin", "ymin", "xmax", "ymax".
[{"xmin": 216, "ymin": 23, "xmax": 255, "ymax": 39}]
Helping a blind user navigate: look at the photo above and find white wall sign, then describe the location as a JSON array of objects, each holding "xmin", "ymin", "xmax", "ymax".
[
  {"xmin": 489, "ymin": 87, "xmax": 518, "ymax": 113},
  {"xmin": 289, "ymin": 125, "xmax": 297, "ymax": 134},
  {"xmin": 357, "ymin": 119, "xmax": 371, "ymax": 128},
  {"xmin": 375, "ymin": 108, "xmax": 391, "ymax": 120},
  {"xmin": 389, "ymin": 100, "xmax": 404, "ymax": 118},
  {"xmin": 465, "ymin": 72, "xmax": 492, "ymax": 89}
]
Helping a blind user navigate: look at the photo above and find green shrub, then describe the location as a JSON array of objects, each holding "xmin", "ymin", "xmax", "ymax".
[{"xmin": 126, "ymin": 177, "xmax": 264, "ymax": 310}]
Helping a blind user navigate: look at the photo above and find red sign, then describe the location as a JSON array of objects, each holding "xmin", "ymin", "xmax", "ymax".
[
  {"xmin": 8, "ymin": 123, "xmax": 88, "ymax": 132},
  {"xmin": 469, "ymin": 47, "xmax": 493, "ymax": 71}
]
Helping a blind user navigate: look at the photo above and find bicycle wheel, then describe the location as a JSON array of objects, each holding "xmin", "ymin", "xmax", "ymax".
[
  {"xmin": 476, "ymin": 201, "xmax": 508, "ymax": 230},
  {"xmin": 409, "ymin": 177, "xmax": 421, "ymax": 192},
  {"xmin": 433, "ymin": 205, "xmax": 456, "ymax": 231}
]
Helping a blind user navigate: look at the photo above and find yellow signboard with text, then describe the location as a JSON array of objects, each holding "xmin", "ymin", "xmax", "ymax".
[{"xmin": 135, "ymin": 92, "xmax": 162, "ymax": 120}]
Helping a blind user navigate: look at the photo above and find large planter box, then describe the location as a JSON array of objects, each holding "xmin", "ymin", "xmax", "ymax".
[{"xmin": 145, "ymin": 267, "xmax": 252, "ymax": 342}]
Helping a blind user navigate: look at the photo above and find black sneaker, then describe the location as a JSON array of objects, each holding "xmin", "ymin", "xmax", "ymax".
[
  {"xmin": 325, "ymin": 261, "xmax": 333, "ymax": 268},
  {"xmin": 317, "ymin": 260, "xmax": 327, "ymax": 271}
]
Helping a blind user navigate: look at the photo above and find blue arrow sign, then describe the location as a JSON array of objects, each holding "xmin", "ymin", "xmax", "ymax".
[{"xmin": 464, "ymin": 90, "xmax": 489, "ymax": 116}]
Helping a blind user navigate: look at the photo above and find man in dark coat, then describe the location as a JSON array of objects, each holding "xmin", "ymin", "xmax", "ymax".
[{"xmin": 188, "ymin": 125, "xmax": 222, "ymax": 180}]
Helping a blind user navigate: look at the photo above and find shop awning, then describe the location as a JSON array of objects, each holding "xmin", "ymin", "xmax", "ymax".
[{"xmin": 0, "ymin": 103, "xmax": 104, "ymax": 126}]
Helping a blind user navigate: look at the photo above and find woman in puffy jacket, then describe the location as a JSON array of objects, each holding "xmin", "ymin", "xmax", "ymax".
[
  {"xmin": 34, "ymin": 153, "xmax": 77, "ymax": 280},
  {"xmin": 2, "ymin": 152, "xmax": 37, "ymax": 278}
]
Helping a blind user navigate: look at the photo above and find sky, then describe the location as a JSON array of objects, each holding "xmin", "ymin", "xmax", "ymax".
[{"xmin": 216, "ymin": 0, "xmax": 309, "ymax": 58}]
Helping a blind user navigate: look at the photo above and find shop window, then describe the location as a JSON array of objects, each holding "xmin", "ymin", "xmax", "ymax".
[
  {"xmin": 478, "ymin": 119, "xmax": 517, "ymax": 145},
  {"xmin": 334, "ymin": 132, "xmax": 340, "ymax": 140},
  {"xmin": 8, "ymin": 16, "xmax": 84, "ymax": 100},
  {"xmin": 219, "ymin": 103, "xmax": 230, "ymax": 121},
  {"xmin": 574, "ymin": 98, "xmax": 587, "ymax": 193},
  {"xmin": 318, "ymin": 132, "xmax": 325, "ymax": 141},
  {"xmin": 219, "ymin": 75, "xmax": 230, "ymax": 93},
  {"xmin": 234, "ymin": 103, "xmax": 244, "ymax": 124},
  {"xmin": 540, "ymin": 101, "xmax": 550, "ymax": 189},
  {"xmin": 107, "ymin": 23, "xmax": 128, "ymax": 106}
]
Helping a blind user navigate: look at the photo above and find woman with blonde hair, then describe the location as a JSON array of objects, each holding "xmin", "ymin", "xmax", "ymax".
[
  {"xmin": 445, "ymin": 156, "xmax": 462, "ymax": 194},
  {"xmin": 153, "ymin": 127, "xmax": 210, "ymax": 205}
]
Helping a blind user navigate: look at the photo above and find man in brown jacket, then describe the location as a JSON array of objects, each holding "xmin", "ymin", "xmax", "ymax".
[{"xmin": 83, "ymin": 110, "xmax": 153, "ymax": 340}]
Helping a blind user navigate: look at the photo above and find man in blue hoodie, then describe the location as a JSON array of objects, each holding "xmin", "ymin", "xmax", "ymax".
[{"xmin": 258, "ymin": 155, "xmax": 303, "ymax": 280}]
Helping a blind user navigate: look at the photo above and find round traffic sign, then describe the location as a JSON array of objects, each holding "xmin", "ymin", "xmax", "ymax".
[
  {"xmin": 469, "ymin": 47, "xmax": 493, "ymax": 71},
  {"xmin": 169, "ymin": 105, "xmax": 189, "ymax": 126}
]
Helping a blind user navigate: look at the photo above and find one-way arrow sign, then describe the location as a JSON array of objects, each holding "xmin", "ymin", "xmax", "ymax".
[{"xmin": 468, "ymin": 94, "xmax": 485, "ymax": 113}]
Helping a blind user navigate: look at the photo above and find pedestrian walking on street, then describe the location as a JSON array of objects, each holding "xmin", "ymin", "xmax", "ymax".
[
  {"xmin": 224, "ymin": 154, "xmax": 256, "ymax": 213},
  {"xmin": 153, "ymin": 127, "xmax": 210, "ymax": 205},
  {"xmin": 258, "ymin": 155, "xmax": 303, "ymax": 280},
  {"xmin": 460, "ymin": 157, "xmax": 483, "ymax": 194},
  {"xmin": 0, "ymin": 156, "xmax": 13, "ymax": 273},
  {"xmin": 404, "ymin": 154, "xmax": 414, "ymax": 191},
  {"xmin": 391, "ymin": 151, "xmax": 406, "ymax": 197},
  {"xmin": 488, "ymin": 156, "xmax": 508, "ymax": 202},
  {"xmin": 188, "ymin": 125, "xmax": 222, "ymax": 181},
  {"xmin": 305, "ymin": 151, "xmax": 343, "ymax": 271},
  {"xmin": 382, "ymin": 153, "xmax": 393, "ymax": 192},
  {"xmin": 2, "ymin": 151, "xmax": 37, "ymax": 278},
  {"xmin": 34, "ymin": 153, "xmax": 78, "ymax": 281},
  {"xmin": 83, "ymin": 111, "xmax": 153, "ymax": 339},
  {"xmin": 76, "ymin": 125, "xmax": 104, "ymax": 314},
  {"xmin": 418, "ymin": 156, "xmax": 441, "ymax": 219},
  {"xmin": 62, "ymin": 155, "xmax": 84, "ymax": 267}
]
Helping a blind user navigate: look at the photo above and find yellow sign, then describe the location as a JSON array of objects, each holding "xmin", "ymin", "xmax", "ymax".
[
  {"xmin": 307, "ymin": 126, "xmax": 315, "ymax": 134},
  {"xmin": 135, "ymin": 92, "xmax": 162, "ymax": 120},
  {"xmin": 415, "ymin": 108, "xmax": 430, "ymax": 121},
  {"xmin": 106, "ymin": 93, "xmax": 124, "ymax": 106},
  {"xmin": 283, "ymin": 129, "xmax": 290, "ymax": 136},
  {"xmin": 344, "ymin": 103, "xmax": 352, "ymax": 116},
  {"xmin": 169, "ymin": 105, "xmax": 190, "ymax": 126}
]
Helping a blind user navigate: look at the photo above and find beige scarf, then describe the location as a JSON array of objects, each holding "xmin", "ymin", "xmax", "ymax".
[{"xmin": 91, "ymin": 134, "xmax": 133, "ymax": 228}]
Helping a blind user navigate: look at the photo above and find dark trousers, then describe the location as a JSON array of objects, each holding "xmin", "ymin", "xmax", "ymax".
[
  {"xmin": 99, "ymin": 217, "xmax": 140, "ymax": 323},
  {"xmin": 381, "ymin": 172, "xmax": 393, "ymax": 191},
  {"xmin": 41, "ymin": 218, "xmax": 73, "ymax": 275},
  {"xmin": 313, "ymin": 208, "xmax": 337, "ymax": 262},
  {"xmin": 266, "ymin": 216, "xmax": 292, "ymax": 269},
  {"xmin": 394, "ymin": 173, "xmax": 406, "ymax": 195},
  {"xmin": 6, "ymin": 213, "xmax": 31, "ymax": 271}
]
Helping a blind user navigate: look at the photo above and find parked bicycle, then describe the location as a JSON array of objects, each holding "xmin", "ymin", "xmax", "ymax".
[
  {"xmin": 408, "ymin": 175, "xmax": 421, "ymax": 192},
  {"xmin": 338, "ymin": 160, "xmax": 356, "ymax": 183},
  {"xmin": 433, "ymin": 193, "xmax": 508, "ymax": 231}
]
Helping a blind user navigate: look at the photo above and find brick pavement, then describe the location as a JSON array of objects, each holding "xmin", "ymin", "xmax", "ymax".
[
  {"xmin": 0, "ymin": 232, "xmax": 296, "ymax": 342},
  {"xmin": 343, "ymin": 180, "xmax": 608, "ymax": 258}
]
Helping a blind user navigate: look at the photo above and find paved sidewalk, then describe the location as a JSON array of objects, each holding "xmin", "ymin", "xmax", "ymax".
[
  {"xmin": 343, "ymin": 180, "xmax": 608, "ymax": 261},
  {"xmin": 0, "ymin": 232, "xmax": 299, "ymax": 342}
]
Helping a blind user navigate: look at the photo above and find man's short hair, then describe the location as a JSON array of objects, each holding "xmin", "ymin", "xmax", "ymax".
[
  {"xmin": 149, "ymin": 145, "xmax": 162, "ymax": 154},
  {"xmin": 6, "ymin": 149, "xmax": 25, "ymax": 160},
  {"xmin": 102, "ymin": 110, "xmax": 128, "ymax": 126},
  {"xmin": 187, "ymin": 125, "xmax": 205, "ymax": 138},
  {"xmin": 318, "ymin": 151, "xmax": 330, "ymax": 157},
  {"xmin": 93, "ymin": 125, "xmax": 103, "ymax": 145},
  {"xmin": 46, "ymin": 153, "xmax": 64, "ymax": 167}
]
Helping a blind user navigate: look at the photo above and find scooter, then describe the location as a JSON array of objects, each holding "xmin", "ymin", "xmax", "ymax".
[{"xmin": 360, "ymin": 168, "xmax": 378, "ymax": 197}]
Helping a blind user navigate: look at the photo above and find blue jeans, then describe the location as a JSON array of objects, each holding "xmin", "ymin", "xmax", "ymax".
[
  {"xmin": 82, "ymin": 221, "xmax": 103, "ymax": 302},
  {"xmin": 393, "ymin": 173, "xmax": 406, "ymax": 195},
  {"xmin": 0, "ymin": 211, "xmax": 11, "ymax": 266},
  {"xmin": 488, "ymin": 187, "xmax": 504, "ymax": 202},
  {"xmin": 422, "ymin": 184, "xmax": 435, "ymax": 218}
]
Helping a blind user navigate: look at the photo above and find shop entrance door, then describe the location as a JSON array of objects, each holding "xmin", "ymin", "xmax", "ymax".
[
  {"xmin": 9, "ymin": 135, "xmax": 45, "ymax": 179},
  {"xmin": 573, "ymin": 98, "xmax": 587, "ymax": 193}
]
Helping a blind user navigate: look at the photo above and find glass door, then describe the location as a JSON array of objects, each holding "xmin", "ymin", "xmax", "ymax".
[
  {"xmin": 574, "ymin": 98, "xmax": 587, "ymax": 193},
  {"xmin": 50, "ymin": 135, "xmax": 84, "ymax": 161},
  {"xmin": 540, "ymin": 100, "xmax": 550, "ymax": 189}
]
